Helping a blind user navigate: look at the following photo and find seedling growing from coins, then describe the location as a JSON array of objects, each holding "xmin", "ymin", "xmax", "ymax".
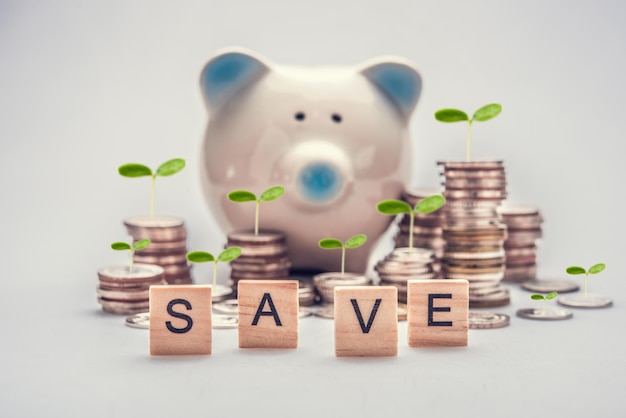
[
  {"xmin": 118, "ymin": 158, "xmax": 186, "ymax": 217},
  {"xmin": 377, "ymin": 194, "xmax": 445, "ymax": 250},
  {"xmin": 111, "ymin": 239, "xmax": 151, "ymax": 273},
  {"xmin": 531, "ymin": 292, "xmax": 558, "ymax": 315},
  {"xmin": 434, "ymin": 103, "xmax": 502, "ymax": 162},
  {"xmin": 566, "ymin": 263, "xmax": 606, "ymax": 298},
  {"xmin": 318, "ymin": 234, "xmax": 367, "ymax": 276},
  {"xmin": 187, "ymin": 247, "xmax": 243, "ymax": 289},
  {"xmin": 228, "ymin": 186, "xmax": 285, "ymax": 236}
]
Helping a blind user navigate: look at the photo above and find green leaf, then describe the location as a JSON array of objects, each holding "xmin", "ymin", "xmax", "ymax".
[
  {"xmin": 319, "ymin": 238, "xmax": 343, "ymax": 249},
  {"xmin": 472, "ymin": 103, "xmax": 502, "ymax": 122},
  {"xmin": 186, "ymin": 251, "xmax": 215, "ymax": 263},
  {"xmin": 566, "ymin": 266, "xmax": 586, "ymax": 275},
  {"xmin": 118, "ymin": 163, "xmax": 152, "ymax": 178},
  {"xmin": 530, "ymin": 294, "xmax": 545, "ymax": 300},
  {"xmin": 546, "ymin": 292, "xmax": 558, "ymax": 300},
  {"xmin": 434, "ymin": 108, "xmax": 469, "ymax": 123},
  {"xmin": 415, "ymin": 194, "xmax": 446, "ymax": 214},
  {"xmin": 345, "ymin": 234, "xmax": 367, "ymax": 249},
  {"xmin": 133, "ymin": 239, "xmax": 151, "ymax": 251},
  {"xmin": 589, "ymin": 263, "xmax": 606, "ymax": 274},
  {"xmin": 111, "ymin": 242, "xmax": 131, "ymax": 251},
  {"xmin": 218, "ymin": 246, "xmax": 242, "ymax": 262},
  {"xmin": 260, "ymin": 186, "xmax": 285, "ymax": 202},
  {"xmin": 377, "ymin": 200, "xmax": 412, "ymax": 215},
  {"xmin": 156, "ymin": 158, "xmax": 186, "ymax": 176},
  {"xmin": 228, "ymin": 190, "xmax": 257, "ymax": 203}
]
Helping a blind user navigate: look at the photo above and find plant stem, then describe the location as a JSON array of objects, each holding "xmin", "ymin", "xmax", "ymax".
[
  {"xmin": 466, "ymin": 120, "xmax": 473, "ymax": 162},
  {"xmin": 254, "ymin": 200, "xmax": 260, "ymax": 236},
  {"xmin": 150, "ymin": 175, "xmax": 156, "ymax": 217},
  {"xmin": 129, "ymin": 249, "xmax": 134, "ymax": 273},
  {"xmin": 543, "ymin": 298, "xmax": 547, "ymax": 315},
  {"xmin": 213, "ymin": 261, "xmax": 218, "ymax": 290},
  {"xmin": 341, "ymin": 246, "xmax": 346, "ymax": 276},
  {"xmin": 409, "ymin": 211, "xmax": 415, "ymax": 251},
  {"xmin": 584, "ymin": 272, "xmax": 588, "ymax": 298}
]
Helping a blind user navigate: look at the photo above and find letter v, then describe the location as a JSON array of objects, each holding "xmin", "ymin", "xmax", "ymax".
[{"xmin": 350, "ymin": 299, "xmax": 382, "ymax": 333}]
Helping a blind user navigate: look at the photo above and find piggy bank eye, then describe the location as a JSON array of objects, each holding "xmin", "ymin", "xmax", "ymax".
[
  {"xmin": 331, "ymin": 113, "xmax": 342, "ymax": 123},
  {"xmin": 295, "ymin": 112, "xmax": 306, "ymax": 121}
]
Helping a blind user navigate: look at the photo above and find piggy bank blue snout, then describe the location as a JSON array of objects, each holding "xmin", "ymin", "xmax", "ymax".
[{"xmin": 297, "ymin": 162, "xmax": 343, "ymax": 203}]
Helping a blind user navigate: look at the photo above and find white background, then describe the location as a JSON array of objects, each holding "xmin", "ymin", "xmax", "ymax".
[{"xmin": 1, "ymin": 1, "xmax": 625, "ymax": 417}]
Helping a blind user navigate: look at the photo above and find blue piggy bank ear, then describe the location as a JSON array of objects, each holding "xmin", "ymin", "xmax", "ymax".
[
  {"xmin": 359, "ymin": 58, "xmax": 422, "ymax": 119},
  {"xmin": 200, "ymin": 48, "xmax": 270, "ymax": 110}
]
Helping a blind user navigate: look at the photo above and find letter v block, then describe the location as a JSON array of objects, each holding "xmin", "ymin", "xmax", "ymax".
[
  {"xmin": 334, "ymin": 286, "xmax": 398, "ymax": 357},
  {"xmin": 149, "ymin": 285, "xmax": 212, "ymax": 355},
  {"xmin": 238, "ymin": 280, "xmax": 299, "ymax": 349},
  {"xmin": 407, "ymin": 279, "xmax": 469, "ymax": 347}
]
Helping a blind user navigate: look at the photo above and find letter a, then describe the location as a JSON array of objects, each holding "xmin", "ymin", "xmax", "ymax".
[{"xmin": 252, "ymin": 293, "xmax": 282, "ymax": 326}]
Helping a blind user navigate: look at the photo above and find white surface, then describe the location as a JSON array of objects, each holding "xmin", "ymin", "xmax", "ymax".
[{"xmin": 1, "ymin": 1, "xmax": 625, "ymax": 417}]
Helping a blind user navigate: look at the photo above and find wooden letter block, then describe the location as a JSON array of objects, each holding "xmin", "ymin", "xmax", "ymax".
[
  {"xmin": 149, "ymin": 285, "xmax": 212, "ymax": 356},
  {"xmin": 238, "ymin": 280, "xmax": 299, "ymax": 349},
  {"xmin": 334, "ymin": 286, "xmax": 398, "ymax": 357},
  {"xmin": 407, "ymin": 279, "xmax": 469, "ymax": 347}
]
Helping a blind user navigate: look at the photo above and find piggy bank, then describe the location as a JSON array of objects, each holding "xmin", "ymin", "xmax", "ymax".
[{"xmin": 199, "ymin": 47, "xmax": 421, "ymax": 273}]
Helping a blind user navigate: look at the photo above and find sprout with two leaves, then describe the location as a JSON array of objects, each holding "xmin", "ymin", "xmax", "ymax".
[
  {"xmin": 566, "ymin": 263, "xmax": 606, "ymax": 298},
  {"xmin": 111, "ymin": 239, "xmax": 151, "ymax": 273},
  {"xmin": 531, "ymin": 292, "xmax": 558, "ymax": 315},
  {"xmin": 187, "ymin": 247, "xmax": 243, "ymax": 289},
  {"xmin": 318, "ymin": 234, "xmax": 367, "ymax": 277},
  {"xmin": 228, "ymin": 186, "xmax": 285, "ymax": 236},
  {"xmin": 118, "ymin": 158, "xmax": 186, "ymax": 216},
  {"xmin": 377, "ymin": 194, "xmax": 446, "ymax": 250},
  {"xmin": 435, "ymin": 103, "xmax": 502, "ymax": 162}
]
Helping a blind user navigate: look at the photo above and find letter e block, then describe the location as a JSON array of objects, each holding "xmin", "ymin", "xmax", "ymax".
[
  {"xmin": 149, "ymin": 285, "xmax": 212, "ymax": 356},
  {"xmin": 334, "ymin": 286, "xmax": 398, "ymax": 357},
  {"xmin": 407, "ymin": 279, "xmax": 468, "ymax": 347},
  {"xmin": 238, "ymin": 280, "xmax": 299, "ymax": 349}
]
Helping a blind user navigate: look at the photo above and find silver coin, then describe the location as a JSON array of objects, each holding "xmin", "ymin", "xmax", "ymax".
[
  {"xmin": 213, "ymin": 299, "xmax": 239, "ymax": 315},
  {"xmin": 314, "ymin": 305, "xmax": 335, "ymax": 319},
  {"xmin": 516, "ymin": 308, "xmax": 573, "ymax": 320},
  {"xmin": 213, "ymin": 313, "xmax": 239, "ymax": 329},
  {"xmin": 98, "ymin": 264, "xmax": 164, "ymax": 282},
  {"xmin": 210, "ymin": 284, "xmax": 235, "ymax": 302},
  {"xmin": 469, "ymin": 311, "xmax": 510, "ymax": 329},
  {"xmin": 557, "ymin": 294, "xmax": 613, "ymax": 309},
  {"xmin": 469, "ymin": 288, "xmax": 510, "ymax": 308},
  {"xmin": 522, "ymin": 279, "xmax": 580, "ymax": 293},
  {"xmin": 299, "ymin": 307, "xmax": 313, "ymax": 318},
  {"xmin": 125, "ymin": 312, "xmax": 150, "ymax": 329}
]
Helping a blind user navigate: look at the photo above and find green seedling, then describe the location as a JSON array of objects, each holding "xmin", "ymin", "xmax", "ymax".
[
  {"xmin": 531, "ymin": 292, "xmax": 558, "ymax": 315},
  {"xmin": 566, "ymin": 263, "xmax": 606, "ymax": 298},
  {"xmin": 111, "ymin": 239, "xmax": 151, "ymax": 273},
  {"xmin": 377, "ymin": 194, "xmax": 445, "ymax": 250},
  {"xmin": 187, "ymin": 247, "xmax": 242, "ymax": 289},
  {"xmin": 434, "ymin": 103, "xmax": 502, "ymax": 162},
  {"xmin": 318, "ymin": 234, "xmax": 367, "ymax": 277},
  {"xmin": 228, "ymin": 186, "xmax": 285, "ymax": 236},
  {"xmin": 118, "ymin": 158, "xmax": 186, "ymax": 217}
]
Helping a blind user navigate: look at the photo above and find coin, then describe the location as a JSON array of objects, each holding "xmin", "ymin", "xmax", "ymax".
[
  {"xmin": 213, "ymin": 299, "xmax": 239, "ymax": 315},
  {"xmin": 516, "ymin": 308, "xmax": 573, "ymax": 320},
  {"xmin": 468, "ymin": 312, "xmax": 510, "ymax": 329},
  {"xmin": 213, "ymin": 313, "xmax": 239, "ymax": 329},
  {"xmin": 125, "ymin": 312, "xmax": 150, "ymax": 329},
  {"xmin": 437, "ymin": 160, "xmax": 504, "ymax": 170},
  {"xmin": 557, "ymin": 294, "xmax": 613, "ymax": 309},
  {"xmin": 314, "ymin": 304, "xmax": 335, "ymax": 319},
  {"xmin": 124, "ymin": 216, "xmax": 187, "ymax": 241},
  {"xmin": 469, "ymin": 288, "xmax": 510, "ymax": 308},
  {"xmin": 313, "ymin": 272, "xmax": 370, "ymax": 303},
  {"xmin": 522, "ymin": 279, "xmax": 579, "ymax": 293}
]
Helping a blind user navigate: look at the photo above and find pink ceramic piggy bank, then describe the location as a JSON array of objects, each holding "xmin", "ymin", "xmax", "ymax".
[{"xmin": 199, "ymin": 48, "xmax": 421, "ymax": 273}]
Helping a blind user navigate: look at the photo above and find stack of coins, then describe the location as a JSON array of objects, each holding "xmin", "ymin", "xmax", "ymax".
[
  {"xmin": 313, "ymin": 272, "xmax": 370, "ymax": 304},
  {"xmin": 297, "ymin": 278, "xmax": 317, "ymax": 306},
  {"xmin": 97, "ymin": 264, "xmax": 165, "ymax": 314},
  {"xmin": 375, "ymin": 247, "xmax": 436, "ymax": 303},
  {"xmin": 394, "ymin": 188, "xmax": 445, "ymax": 275},
  {"xmin": 226, "ymin": 230, "xmax": 291, "ymax": 292},
  {"xmin": 438, "ymin": 160, "xmax": 510, "ymax": 307},
  {"xmin": 498, "ymin": 205, "xmax": 544, "ymax": 282},
  {"xmin": 124, "ymin": 216, "xmax": 192, "ymax": 285}
]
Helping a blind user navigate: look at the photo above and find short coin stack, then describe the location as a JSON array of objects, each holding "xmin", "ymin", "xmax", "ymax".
[
  {"xmin": 124, "ymin": 216, "xmax": 192, "ymax": 285},
  {"xmin": 498, "ymin": 205, "xmax": 544, "ymax": 283},
  {"xmin": 313, "ymin": 272, "xmax": 370, "ymax": 304},
  {"xmin": 375, "ymin": 247, "xmax": 436, "ymax": 303},
  {"xmin": 438, "ymin": 160, "xmax": 510, "ymax": 308},
  {"xmin": 97, "ymin": 264, "xmax": 165, "ymax": 314},
  {"xmin": 226, "ymin": 230, "xmax": 291, "ymax": 292},
  {"xmin": 394, "ymin": 188, "xmax": 445, "ymax": 275}
]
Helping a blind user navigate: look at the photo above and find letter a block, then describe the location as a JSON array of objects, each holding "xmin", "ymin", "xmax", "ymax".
[
  {"xmin": 238, "ymin": 280, "xmax": 299, "ymax": 349},
  {"xmin": 407, "ymin": 279, "xmax": 469, "ymax": 347},
  {"xmin": 149, "ymin": 285, "xmax": 212, "ymax": 356},
  {"xmin": 334, "ymin": 286, "xmax": 398, "ymax": 357}
]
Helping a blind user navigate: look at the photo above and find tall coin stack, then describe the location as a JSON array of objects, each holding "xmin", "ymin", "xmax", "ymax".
[
  {"xmin": 394, "ymin": 188, "xmax": 445, "ymax": 276},
  {"xmin": 124, "ymin": 216, "xmax": 192, "ymax": 285},
  {"xmin": 498, "ymin": 205, "xmax": 544, "ymax": 282},
  {"xmin": 437, "ymin": 160, "xmax": 510, "ymax": 308},
  {"xmin": 375, "ymin": 247, "xmax": 436, "ymax": 303},
  {"xmin": 226, "ymin": 231, "xmax": 291, "ymax": 293},
  {"xmin": 97, "ymin": 264, "xmax": 165, "ymax": 314}
]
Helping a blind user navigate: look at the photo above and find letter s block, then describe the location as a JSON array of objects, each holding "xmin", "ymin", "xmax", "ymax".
[
  {"xmin": 149, "ymin": 285, "xmax": 212, "ymax": 355},
  {"xmin": 407, "ymin": 279, "xmax": 469, "ymax": 347}
]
